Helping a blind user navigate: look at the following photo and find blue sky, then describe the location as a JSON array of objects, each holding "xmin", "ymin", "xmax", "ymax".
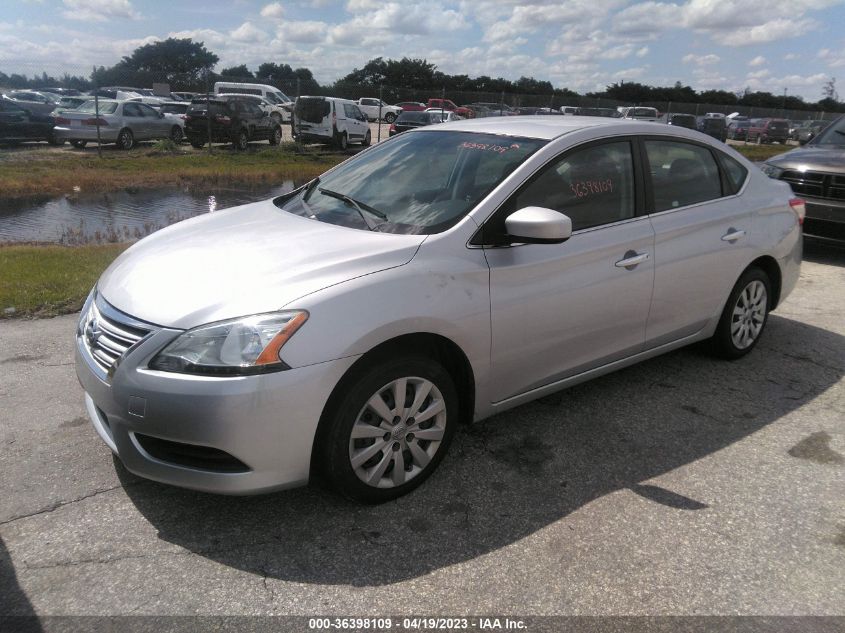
[{"xmin": 2, "ymin": 0, "xmax": 844, "ymax": 100}]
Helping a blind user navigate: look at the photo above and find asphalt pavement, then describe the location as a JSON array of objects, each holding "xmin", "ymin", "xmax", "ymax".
[{"xmin": 1, "ymin": 240, "xmax": 843, "ymax": 619}]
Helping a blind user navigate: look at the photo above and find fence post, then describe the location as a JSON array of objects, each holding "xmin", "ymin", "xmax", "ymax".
[
  {"xmin": 378, "ymin": 84, "xmax": 383, "ymax": 143},
  {"xmin": 499, "ymin": 91, "xmax": 504, "ymax": 116},
  {"xmin": 295, "ymin": 77, "xmax": 301, "ymax": 153},
  {"xmin": 205, "ymin": 70, "xmax": 212, "ymax": 155},
  {"xmin": 93, "ymin": 66, "xmax": 102, "ymax": 158}
]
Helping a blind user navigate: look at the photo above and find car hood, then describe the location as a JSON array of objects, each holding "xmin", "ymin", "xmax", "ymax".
[
  {"xmin": 97, "ymin": 199, "xmax": 426, "ymax": 329},
  {"xmin": 766, "ymin": 146, "xmax": 845, "ymax": 171}
]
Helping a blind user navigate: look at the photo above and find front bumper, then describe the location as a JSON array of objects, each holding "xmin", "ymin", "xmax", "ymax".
[
  {"xmin": 803, "ymin": 196, "xmax": 845, "ymax": 242},
  {"xmin": 75, "ymin": 294, "xmax": 358, "ymax": 495}
]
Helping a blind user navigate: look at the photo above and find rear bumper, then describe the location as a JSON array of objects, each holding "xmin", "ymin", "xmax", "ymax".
[{"xmin": 53, "ymin": 126, "xmax": 119, "ymax": 142}]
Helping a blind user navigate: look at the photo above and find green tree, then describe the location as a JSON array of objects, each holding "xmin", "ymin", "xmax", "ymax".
[
  {"xmin": 121, "ymin": 38, "xmax": 219, "ymax": 84},
  {"xmin": 220, "ymin": 64, "xmax": 253, "ymax": 79}
]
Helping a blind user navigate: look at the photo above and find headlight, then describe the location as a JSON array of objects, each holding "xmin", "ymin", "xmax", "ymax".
[
  {"xmin": 149, "ymin": 311, "xmax": 308, "ymax": 376},
  {"xmin": 760, "ymin": 163, "xmax": 784, "ymax": 179}
]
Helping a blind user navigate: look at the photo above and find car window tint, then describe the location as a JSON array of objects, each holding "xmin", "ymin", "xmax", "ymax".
[
  {"xmin": 509, "ymin": 141, "xmax": 636, "ymax": 232},
  {"xmin": 343, "ymin": 103, "xmax": 356, "ymax": 117},
  {"xmin": 123, "ymin": 103, "xmax": 142, "ymax": 117},
  {"xmin": 718, "ymin": 152, "xmax": 748, "ymax": 194},
  {"xmin": 645, "ymin": 140, "xmax": 722, "ymax": 212},
  {"xmin": 139, "ymin": 104, "xmax": 158, "ymax": 117}
]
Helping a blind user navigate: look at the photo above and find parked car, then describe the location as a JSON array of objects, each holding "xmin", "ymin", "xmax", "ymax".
[
  {"xmin": 559, "ymin": 105, "xmax": 579, "ymax": 115},
  {"xmin": 90, "ymin": 87, "xmax": 144, "ymax": 100},
  {"xmin": 698, "ymin": 115, "xmax": 727, "ymax": 142},
  {"xmin": 747, "ymin": 118, "xmax": 790, "ymax": 144},
  {"xmin": 424, "ymin": 109, "xmax": 463, "ymax": 122},
  {"xmin": 574, "ymin": 107, "xmax": 620, "ymax": 118},
  {"xmin": 75, "ymin": 117, "xmax": 802, "ymax": 503},
  {"xmin": 184, "ymin": 96, "xmax": 282, "ymax": 150},
  {"xmin": 388, "ymin": 110, "xmax": 461, "ymax": 135},
  {"xmin": 213, "ymin": 82, "xmax": 292, "ymax": 122},
  {"xmin": 1, "ymin": 90, "xmax": 59, "ymax": 115},
  {"xmin": 38, "ymin": 87, "xmax": 83, "ymax": 97},
  {"xmin": 171, "ymin": 92, "xmax": 198, "ymax": 102},
  {"xmin": 214, "ymin": 93, "xmax": 289, "ymax": 125},
  {"xmin": 619, "ymin": 106, "xmax": 659, "ymax": 121},
  {"xmin": 727, "ymin": 120, "xmax": 752, "ymax": 141},
  {"xmin": 761, "ymin": 114, "xmax": 845, "ymax": 242},
  {"xmin": 292, "ymin": 96, "xmax": 371, "ymax": 149},
  {"xmin": 794, "ymin": 120, "xmax": 830, "ymax": 145},
  {"xmin": 661, "ymin": 113, "xmax": 697, "ymax": 130},
  {"xmin": 53, "ymin": 99, "xmax": 187, "ymax": 149},
  {"xmin": 0, "ymin": 98, "xmax": 63, "ymax": 145},
  {"xmin": 427, "ymin": 98, "xmax": 475, "ymax": 118},
  {"xmin": 467, "ymin": 102, "xmax": 517, "ymax": 117},
  {"xmin": 396, "ymin": 102, "xmax": 426, "ymax": 112},
  {"xmin": 53, "ymin": 96, "xmax": 89, "ymax": 112},
  {"xmin": 356, "ymin": 98, "xmax": 402, "ymax": 123}
]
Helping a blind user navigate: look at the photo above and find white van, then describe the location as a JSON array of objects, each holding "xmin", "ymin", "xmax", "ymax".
[
  {"xmin": 559, "ymin": 105, "xmax": 578, "ymax": 115},
  {"xmin": 213, "ymin": 82, "xmax": 292, "ymax": 122},
  {"xmin": 292, "ymin": 96, "xmax": 371, "ymax": 149}
]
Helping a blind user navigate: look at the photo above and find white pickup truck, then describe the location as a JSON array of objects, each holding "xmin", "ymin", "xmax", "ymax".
[{"xmin": 356, "ymin": 98, "xmax": 402, "ymax": 123}]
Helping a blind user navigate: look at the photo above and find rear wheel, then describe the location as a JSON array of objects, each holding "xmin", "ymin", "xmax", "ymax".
[
  {"xmin": 335, "ymin": 131, "xmax": 348, "ymax": 151},
  {"xmin": 319, "ymin": 356, "xmax": 458, "ymax": 503},
  {"xmin": 710, "ymin": 267, "xmax": 771, "ymax": 359},
  {"xmin": 70, "ymin": 140, "xmax": 87, "ymax": 149},
  {"xmin": 269, "ymin": 125, "xmax": 282, "ymax": 146},
  {"xmin": 383, "ymin": 112, "xmax": 397, "ymax": 124},
  {"xmin": 116, "ymin": 128, "xmax": 134, "ymax": 150},
  {"xmin": 233, "ymin": 129, "xmax": 249, "ymax": 150}
]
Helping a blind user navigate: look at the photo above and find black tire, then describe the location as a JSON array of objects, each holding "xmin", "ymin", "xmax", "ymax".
[
  {"xmin": 361, "ymin": 129, "xmax": 371, "ymax": 147},
  {"xmin": 383, "ymin": 112, "xmax": 397, "ymax": 124},
  {"xmin": 170, "ymin": 126, "xmax": 183, "ymax": 143},
  {"xmin": 709, "ymin": 267, "xmax": 772, "ymax": 360},
  {"xmin": 271, "ymin": 112, "xmax": 282, "ymax": 124},
  {"xmin": 335, "ymin": 131, "xmax": 348, "ymax": 151},
  {"xmin": 70, "ymin": 140, "xmax": 87, "ymax": 149},
  {"xmin": 233, "ymin": 129, "xmax": 249, "ymax": 150},
  {"xmin": 319, "ymin": 356, "xmax": 459, "ymax": 503},
  {"xmin": 116, "ymin": 128, "xmax": 134, "ymax": 150},
  {"xmin": 190, "ymin": 140, "xmax": 204, "ymax": 149},
  {"xmin": 268, "ymin": 125, "xmax": 282, "ymax": 146},
  {"xmin": 47, "ymin": 134, "xmax": 65, "ymax": 146}
]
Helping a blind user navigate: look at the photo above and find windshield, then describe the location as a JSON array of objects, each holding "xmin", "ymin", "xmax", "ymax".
[
  {"xmin": 77, "ymin": 100, "xmax": 119, "ymax": 114},
  {"xmin": 277, "ymin": 131, "xmax": 547, "ymax": 234},
  {"xmin": 809, "ymin": 117, "xmax": 843, "ymax": 146}
]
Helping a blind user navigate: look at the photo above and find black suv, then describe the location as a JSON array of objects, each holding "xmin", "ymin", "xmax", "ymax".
[{"xmin": 185, "ymin": 96, "xmax": 282, "ymax": 150}]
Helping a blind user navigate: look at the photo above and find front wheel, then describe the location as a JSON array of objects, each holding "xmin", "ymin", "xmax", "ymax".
[
  {"xmin": 361, "ymin": 129, "xmax": 371, "ymax": 147},
  {"xmin": 383, "ymin": 112, "xmax": 397, "ymax": 124},
  {"xmin": 116, "ymin": 128, "xmax": 134, "ymax": 150},
  {"xmin": 268, "ymin": 125, "xmax": 282, "ymax": 146},
  {"xmin": 233, "ymin": 129, "xmax": 249, "ymax": 151},
  {"xmin": 710, "ymin": 267, "xmax": 771, "ymax": 359},
  {"xmin": 319, "ymin": 357, "xmax": 458, "ymax": 503},
  {"xmin": 335, "ymin": 131, "xmax": 348, "ymax": 151}
]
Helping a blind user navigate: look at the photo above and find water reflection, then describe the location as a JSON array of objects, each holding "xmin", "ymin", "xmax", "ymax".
[{"xmin": 0, "ymin": 181, "xmax": 297, "ymax": 244}]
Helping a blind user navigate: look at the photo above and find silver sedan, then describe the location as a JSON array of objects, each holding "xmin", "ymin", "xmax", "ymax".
[
  {"xmin": 76, "ymin": 117, "xmax": 802, "ymax": 502},
  {"xmin": 54, "ymin": 99, "xmax": 185, "ymax": 149}
]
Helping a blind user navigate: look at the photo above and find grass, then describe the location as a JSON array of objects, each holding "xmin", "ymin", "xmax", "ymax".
[
  {"xmin": 730, "ymin": 143, "xmax": 793, "ymax": 162},
  {"xmin": 0, "ymin": 145, "xmax": 344, "ymax": 199},
  {"xmin": 0, "ymin": 244, "xmax": 128, "ymax": 318}
]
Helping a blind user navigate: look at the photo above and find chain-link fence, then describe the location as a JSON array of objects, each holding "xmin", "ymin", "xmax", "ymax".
[{"xmin": 2, "ymin": 61, "xmax": 842, "ymax": 128}]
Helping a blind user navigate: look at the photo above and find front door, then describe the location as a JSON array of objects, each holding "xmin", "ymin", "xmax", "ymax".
[{"xmin": 481, "ymin": 139, "xmax": 655, "ymax": 402}]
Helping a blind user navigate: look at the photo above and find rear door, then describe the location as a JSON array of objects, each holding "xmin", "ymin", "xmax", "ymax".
[
  {"xmin": 121, "ymin": 103, "xmax": 146, "ymax": 138},
  {"xmin": 643, "ymin": 137, "xmax": 753, "ymax": 347}
]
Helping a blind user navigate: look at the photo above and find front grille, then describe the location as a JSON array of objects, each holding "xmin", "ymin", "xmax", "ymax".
[
  {"xmin": 135, "ymin": 434, "xmax": 250, "ymax": 473},
  {"xmin": 781, "ymin": 170, "xmax": 845, "ymax": 201},
  {"xmin": 81, "ymin": 295, "xmax": 152, "ymax": 375}
]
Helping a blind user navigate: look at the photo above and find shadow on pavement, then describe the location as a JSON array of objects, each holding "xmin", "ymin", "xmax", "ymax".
[
  {"xmin": 804, "ymin": 237, "xmax": 845, "ymax": 266},
  {"xmin": 0, "ymin": 536, "xmax": 41, "ymax": 630},
  {"xmin": 120, "ymin": 314, "xmax": 844, "ymax": 586}
]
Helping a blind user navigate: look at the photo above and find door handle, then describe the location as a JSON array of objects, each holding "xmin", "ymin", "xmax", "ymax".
[
  {"xmin": 721, "ymin": 229, "xmax": 746, "ymax": 242},
  {"xmin": 615, "ymin": 251, "xmax": 650, "ymax": 268}
]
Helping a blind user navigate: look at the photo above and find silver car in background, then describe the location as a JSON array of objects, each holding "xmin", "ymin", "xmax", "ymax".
[
  {"xmin": 76, "ymin": 117, "xmax": 803, "ymax": 503},
  {"xmin": 54, "ymin": 99, "xmax": 185, "ymax": 149}
]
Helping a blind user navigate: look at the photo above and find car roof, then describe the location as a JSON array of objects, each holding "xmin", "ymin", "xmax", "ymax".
[{"xmin": 415, "ymin": 115, "xmax": 666, "ymax": 140}]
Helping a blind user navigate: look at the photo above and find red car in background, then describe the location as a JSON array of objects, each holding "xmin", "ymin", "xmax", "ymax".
[
  {"xmin": 396, "ymin": 102, "xmax": 426, "ymax": 112},
  {"xmin": 427, "ymin": 98, "xmax": 475, "ymax": 118}
]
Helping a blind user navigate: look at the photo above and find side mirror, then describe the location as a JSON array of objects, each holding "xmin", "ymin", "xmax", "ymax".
[
  {"xmin": 158, "ymin": 111, "xmax": 164, "ymax": 118},
  {"xmin": 505, "ymin": 207, "xmax": 572, "ymax": 244}
]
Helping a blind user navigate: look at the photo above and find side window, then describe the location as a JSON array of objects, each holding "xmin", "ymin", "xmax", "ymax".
[
  {"xmin": 508, "ymin": 141, "xmax": 636, "ymax": 232},
  {"xmin": 644, "ymin": 140, "xmax": 722, "ymax": 212},
  {"xmin": 352, "ymin": 105, "xmax": 365, "ymax": 120},
  {"xmin": 343, "ymin": 103, "xmax": 356, "ymax": 118},
  {"xmin": 139, "ymin": 104, "xmax": 158, "ymax": 118},
  {"xmin": 718, "ymin": 152, "xmax": 748, "ymax": 194},
  {"xmin": 123, "ymin": 103, "xmax": 142, "ymax": 117}
]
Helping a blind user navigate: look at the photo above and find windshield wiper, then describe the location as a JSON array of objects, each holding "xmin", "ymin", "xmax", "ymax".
[
  {"xmin": 302, "ymin": 177, "xmax": 320, "ymax": 202},
  {"xmin": 319, "ymin": 188, "xmax": 388, "ymax": 231}
]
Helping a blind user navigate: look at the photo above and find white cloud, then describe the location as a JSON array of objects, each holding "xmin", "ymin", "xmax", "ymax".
[
  {"xmin": 748, "ymin": 55, "xmax": 766, "ymax": 67},
  {"xmin": 818, "ymin": 47, "xmax": 845, "ymax": 68},
  {"xmin": 230, "ymin": 22, "xmax": 268, "ymax": 42},
  {"xmin": 61, "ymin": 0, "xmax": 139, "ymax": 22},
  {"xmin": 712, "ymin": 18, "xmax": 818, "ymax": 46},
  {"xmin": 260, "ymin": 2, "xmax": 284, "ymax": 19},
  {"xmin": 275, "ymin": 20, "xmax": 328, "ymax": 44},
  {"xmin": 682, "ymin": 53, "xmax": 720, "ymax": 66}
]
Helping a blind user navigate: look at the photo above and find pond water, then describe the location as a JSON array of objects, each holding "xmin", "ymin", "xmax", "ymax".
[{"xmin": 0, "ymin": 181, "xmax": 298, "ymax": 244}]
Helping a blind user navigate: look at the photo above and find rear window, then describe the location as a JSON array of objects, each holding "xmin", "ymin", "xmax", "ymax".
[
  {"xmin": 767, "ymin": 120, "xmax": 788, "ymax": 131},
  {"xmin": 187, "ymin": 100, "xmax": 230, "ymax": 115},
  {"xmin": 77, "ymin": 101, "xmax": 118, "ymax": 114},
  {"xmin": 296, "ymin": 98, "xmax": 331, "ymax": 123},
  {"xmin": 397, "ymin": 112, "xmax": 429, "ymax": 123},
  {"xmin": 161, "ymin": 104, "xmax": 188, "ymax": 114}
]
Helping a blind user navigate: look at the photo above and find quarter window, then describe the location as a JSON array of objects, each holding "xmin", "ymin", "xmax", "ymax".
[
  {"xmin": 718, "ymin": 152, "xmax": 748, "ymax": 194},
  {"xmin": 645, "ymin": 140, "xmax": 722, "ymax": 212},
  {"xmin": 507, "ymin": 141, "xmax": 636, "ymax": 233}
]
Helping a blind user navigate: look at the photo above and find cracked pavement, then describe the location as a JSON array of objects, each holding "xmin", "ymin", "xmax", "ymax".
[{"xmin": 0, "ymin": 240, "xmax": 843, "ymax": 617}]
